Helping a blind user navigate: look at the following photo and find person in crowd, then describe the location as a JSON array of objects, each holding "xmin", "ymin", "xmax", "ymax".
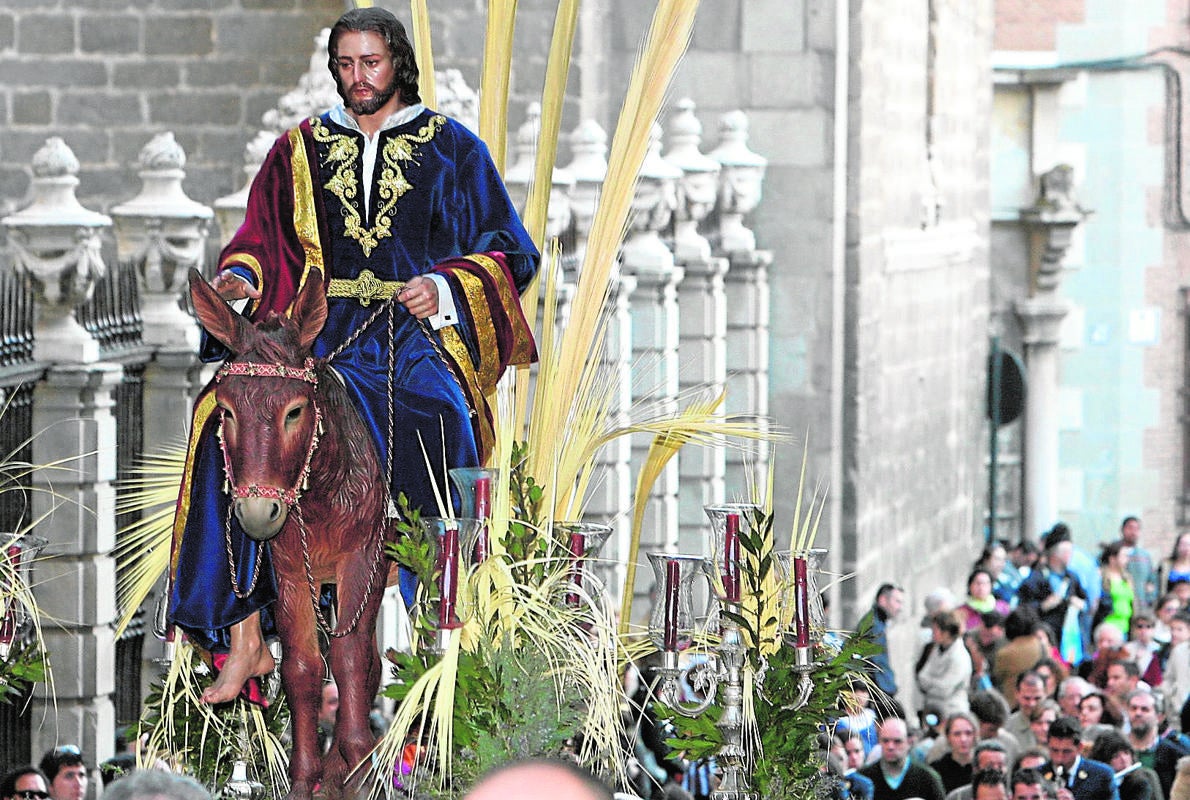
[
  {"xmin": 1159, "ymin": 611, "xmax": 1190, "ymax": 712},
  {"xmin": 921, "ymin": 589, "xmax": 960, "ymax": 643},
  {"xmin": 968, "ymin": 611, "xmax": 1008, "ymax": 693},
  {"xmin": 846, "ymin": 733, "xmax": 873, "ymax": 771},
  {"xmin": 37, "ymin": 747, "xmax": 87, "ymax": 800},
  {"xmin": 1010, "ymin": 540, "xmax": 1042, "ymax": 578},
  {"xmin": 970, "ymin": 768, "xmax": 1010, "ymax": 800},
  {"xmin": 830, "ymin": 734, "xmax": 876, "ymax": 800},
  {"xmin": 1161, "ymin": 534, "xmax": 1190, "ymax": 596},
  {"xmin": 994, "ymin": 609, "xmax": 1048, "ymax": 708},
  {"xmin": 1120, "ymin": 517, "xmax": 1158, "ymax": 611},
  {"xmin": 1078, "ymin": 690, "xmax": 1124, "ymax": 743},
  {"xmin": 465, "ymin": 759, "xmax": 613, "ymax": 800},
  {"xmin": 1150, "ymin": 695, "xmax": 1190, "ymax": 800},
  {"xmin": 1081, "ymin": 624, "xmax": 1129, "ymax": 689},
  {"xmin": 1127, "ymin": 612, "xmax": 1164, "ymax": 687},
  {"xmin": 318, "ymin": 680, "xmax": 339, "ymax": 754},
  {"xmin": 1058, "ymin": 677, "xmax": 1093, "ymax": 719},
  {"xmin": 931, "ymin": 712, "xmax": 979, "ymax": 793},
  {"xmin": 977, "ymin": 542, "xmax": 1020, "ymax": 606},
  {"xmin": 1153, "ymin": 595, "xmax": 1182, "ymax": 647},
  {"xmin": 1006, "ymin": 673, "xmax": 1048, "ymax": 748},
  {"xmin": 960, "ymin": 570, "xmax": 1013, "ymax": 633},
  {"xmin": 1027, "ymin": 701, "xmax": 1060, "ymax": 751},
  {"xmin": 1106, "ymin": 661, "xmax": 1145, "ymax": 709},
  {"xmin": 1009, "ymin": 768, "xmax": 1047, "ymax": 800},
  {"xmin": 100, "ymin": 771, "xmax": 211, "ymax": 800},
  {"xmin": 1087, "ymin": 729, "xmax": 1162, "ymax": 800},
  {"xmin": 1040, "ymin": 717, "xmax": 1119, "ymax": 800},
  {"xmin": 919, "ymin": 612, "xmax": 975, "ymax": 716},
  {"xmin": 859, "ymin": 584, "xmax": 906, "ymax": 699},
  {"xmin": 837, "ymin": 682, "xmax": 881, "ymax": 755},
  {"xmin": 1094, "ymin": 542, "xmax": 1136, "ymax": 640},
  {"xmin": 945, "ymin": 742, "xmax": 1010, "ymax": 800},
  {"xmin": 970, "ymin": 690, "xmax": 1023, "ymax": 764},
  {"xmin": 1019, "ymin": 527, "xmax": 1089, "ymax": 667},
  {"xmin": 859, "ymin": 717, "xmax": 946, "ymax": 800},
  {"xmin": 1125, "ymin": 689, "xmax": 1165, "ymax": 769},
  {"xmin": 0, "ymin": 768, "xmax": 49, "ymax": 800},
  {"xmin": 1012, "ymin": 748, "xmax": 1050, "ymax": 775},
  {"xmin": 915, "ymin": 706, "xmax": 947, "ymax": 763},
  {"xmin": 1034, "ymin": 659, "xmax": 1066, "ymax": 699}
]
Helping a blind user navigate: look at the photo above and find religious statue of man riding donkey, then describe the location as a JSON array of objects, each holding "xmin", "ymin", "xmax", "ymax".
[{"xmin": 168, "ymin": 8, "xmax": 539, "ymax": 799}]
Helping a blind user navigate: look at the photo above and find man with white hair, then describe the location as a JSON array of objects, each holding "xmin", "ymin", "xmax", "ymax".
[{"xmin": 1057, "ymin": 677, "xmax": 1091, "ymax": 719}]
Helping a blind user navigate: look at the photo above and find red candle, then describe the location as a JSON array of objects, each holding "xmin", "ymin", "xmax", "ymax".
[
  {"xmin": 438, "ymin": 523, "xmax": 461, "ymax": 629},
  {"xmin": 724, "ymin": 513, "xmax": 740, "ymax": 603},
  {"xmin": 794, "ymin": 555, "xmax": 809, "ymax": 647},
  {"xmin": 566, "ymin": 531, "xmax": 585, "ymax": 606},
  {"xmin": 0, "ymin": 544, "xmax": 21, "ymax": 645},
  {"xmin": 663, "ymin": 558, "xmax": 681, "ymax": 651},
  {"xmin": 473, "ymin": 477, "xmax": 491, "ymax": 562}
]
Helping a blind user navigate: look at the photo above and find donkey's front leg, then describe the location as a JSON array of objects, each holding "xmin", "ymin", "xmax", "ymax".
[{"xmin": 275, "ymin": 580, "xmax": 325, "ymax": 800}]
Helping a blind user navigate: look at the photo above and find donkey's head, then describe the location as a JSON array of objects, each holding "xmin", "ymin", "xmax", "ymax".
[{"xmin": 189, "ymin": 269, "xmax": 328, "ymax": 541}]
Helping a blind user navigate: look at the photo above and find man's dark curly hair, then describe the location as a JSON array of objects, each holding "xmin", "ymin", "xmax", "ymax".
[{"xmin": 327, "ymin": 7, "xmax": 421, "ymax": 106}]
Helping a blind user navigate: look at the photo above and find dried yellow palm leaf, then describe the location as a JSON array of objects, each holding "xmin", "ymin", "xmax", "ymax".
[
  {"xmin": 479, "ymin": 0, "xmax": 518, "ymax": 174},
  {"xmin": 520, "ymin": 0, "xmax": 580, "ymax": 249},
  {"xmin": 409, "ymin": 0, "xmax": 436, "ymax": 110},
  {"xmin": 113, "ymin": 442, "xmax": 187, "ymax": 636}
]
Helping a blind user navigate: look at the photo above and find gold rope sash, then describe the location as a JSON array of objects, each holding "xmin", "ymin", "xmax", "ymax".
[{"xmin": 325, "ymin": 269, "xmax": 406, "ymax": 306}]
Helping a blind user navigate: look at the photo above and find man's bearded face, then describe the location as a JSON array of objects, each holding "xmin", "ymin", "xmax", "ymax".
[{"xmin": 337, "ymin": 63, "xmax": 398, "ymax": 117}]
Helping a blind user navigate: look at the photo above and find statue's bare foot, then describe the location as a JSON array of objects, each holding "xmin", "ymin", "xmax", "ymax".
[{"xmin": 201, "ymin": 634, "xmax": 275, "ymax": 704}]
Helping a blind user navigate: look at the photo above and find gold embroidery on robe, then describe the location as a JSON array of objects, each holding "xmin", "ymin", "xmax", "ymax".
[{"xmin": 310, "ymin": 115, "xmax": 447, "ymax": 257}]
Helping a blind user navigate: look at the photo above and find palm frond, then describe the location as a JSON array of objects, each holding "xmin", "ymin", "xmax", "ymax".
[
  {"xmin": 520, "ymin": 0, "xmax": 580, "ymax": 249},
  {"xmin": 409, "ymin": 0, "xmax": 436, "ymax": 110},
  {"xmin": 479, "ymin": 0, "xmax": 518, "ymax": 174},
  {"xmin": 112, "ymin": 443, "xmax": 186, "ymax": 637}
]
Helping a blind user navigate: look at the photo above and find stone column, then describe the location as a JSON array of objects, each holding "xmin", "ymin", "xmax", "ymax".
[
  {"xmin": 709, "ymin": 112, "xmax": 772, "ymax": 492},
  {"xmin": 29, "ymin": 364, "xmax": 122, "ymax": 767},
  {"xmin": 111, "ymin": 132, "xmax": 214, "ymax": 685},
  {"xmin": 1014, "ymin": 165, "xmax": 1089, "ymax": 539},
  {"xmin": 665, "ymin": 99, "xmax": 729, "ymax": 553},
  {"xmin": 622, "ymin": 125, "xmax": 684, "ymax": 565},
  {"xmin": 1, "ymin": 136, "xmax": 119, "ymax": 765}
]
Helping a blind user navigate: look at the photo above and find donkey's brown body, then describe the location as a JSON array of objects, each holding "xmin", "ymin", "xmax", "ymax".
[{"xmin": 190, "ymin": 270, "xmax": 392, "ymax": 800}]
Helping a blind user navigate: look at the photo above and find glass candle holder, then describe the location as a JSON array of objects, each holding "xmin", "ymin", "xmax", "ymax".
[
  {"xmin": 646, "ymin": 553, "xmax": 712, "ymax": 652},
  {"xmin": 0, "ymin": 535, "xmax": 47, "ymax": 658},
  {"xmin": 421, "ymin": 517, "xmax": 485, "ymax": 630},
  {"xmin": 775, "ymin": 548, "xmax": 828, "ymax": 646},
  {"xmin": 703, "ymin": 503, "xmax": 761, "ymax": 603},
  {"xmin": 555, "ymin": 521, "xmax": 612, "ymax": 605},
  {"xmin": 448, "ymin": 467, "xmax": 499, "ymax": 562}
]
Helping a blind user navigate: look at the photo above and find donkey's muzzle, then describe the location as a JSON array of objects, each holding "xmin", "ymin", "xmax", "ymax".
[{"xmin": 234, "ymin": 497, "xmax": 288, "ymax": 542}]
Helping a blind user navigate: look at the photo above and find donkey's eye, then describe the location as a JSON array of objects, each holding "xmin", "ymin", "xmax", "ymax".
[{"xmin": 285, "ymin": 406, "xmax": 303, "ymax": 424}]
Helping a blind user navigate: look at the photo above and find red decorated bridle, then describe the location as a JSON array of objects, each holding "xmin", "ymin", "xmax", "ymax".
[{"xmin": 214, "ymin": 357, "xmax": 324, "ymax": 507}]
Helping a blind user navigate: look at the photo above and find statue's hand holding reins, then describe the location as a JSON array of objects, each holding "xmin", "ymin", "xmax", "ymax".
[{"xmin": 398, "ymin": 274, "xmax": 438, "ymax": 319}]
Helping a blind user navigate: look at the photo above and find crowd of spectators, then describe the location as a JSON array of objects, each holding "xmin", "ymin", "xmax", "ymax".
[{"xmin": 830, "ymin": 516, "xmax": 1190, "ymax": 800}]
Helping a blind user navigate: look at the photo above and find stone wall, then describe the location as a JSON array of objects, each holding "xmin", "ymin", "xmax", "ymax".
[
  {"xmin": 0, "ymin": 0, "xmax": 346, "ymax": 219},
  {"xmin": 842, "ymin": 0, "xmax": 994, "ymax": 702}
]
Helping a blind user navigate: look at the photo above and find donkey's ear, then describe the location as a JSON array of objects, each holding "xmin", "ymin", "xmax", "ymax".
[
  {"xmin": 188, "ymin": 269, "xmax": 254, "ymax": 353},
  {"xmin": 292, "ymin": 270, "xmax": 328, "ymax": 352}
]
